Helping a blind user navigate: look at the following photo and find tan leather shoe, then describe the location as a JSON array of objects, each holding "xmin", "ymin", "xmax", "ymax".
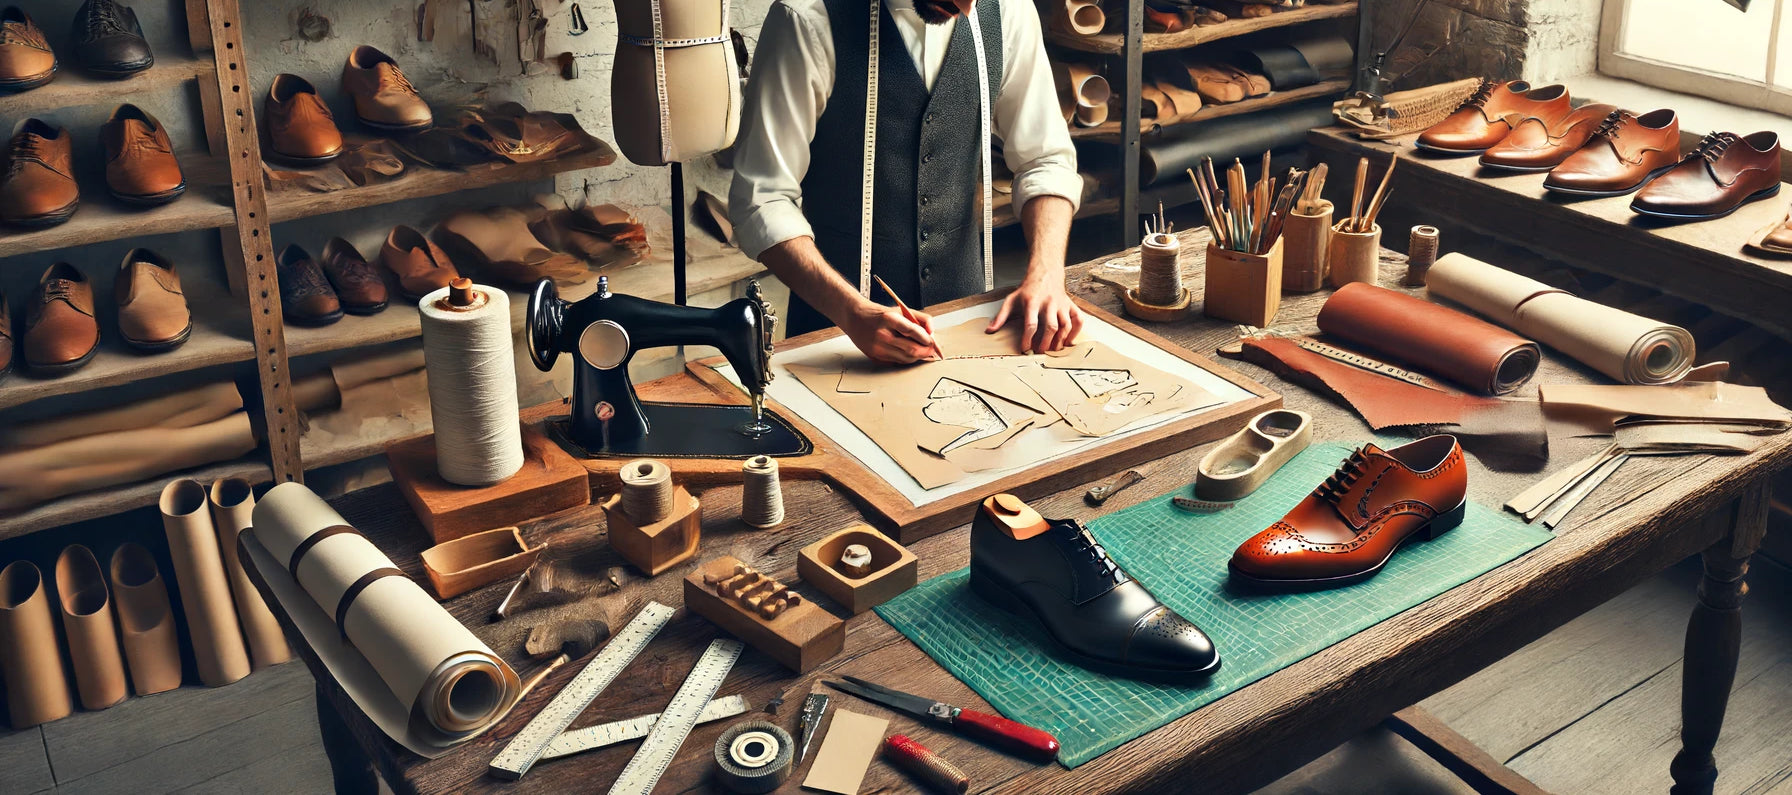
[
  {"xmin": 1417, "ymin": 81, "xmax": 1569, "ymax": 154},
  {"xmin": 435, "ymin": 207, "xmax": 587, "ymax": 287},
  {"xmin": 265, "ymin": 73, "xmax": 343, "ymax": 164},
  {"xmin": 277, "ymin": 244, "xmax": 342, "ymax": 326},
  {"xmin": 380, "ymin": 225, "xmax": 458, "ymax": 299},
  {"xmin": 1478, "ymin": 102, "xmax": 1619, "ymax": 172},
  {"xmin": 102, "ymin": 104, "xmax": 185, "ymax": 205},
  {"xmin": 0, "ymin": 7, "xmax": 57, "ymax": 92},
  {"xmin": 0, "ymin": 291, "xmax": 13, "ymax": 380},
  {"xmin": 23, "ymin": 263, "xmax": 99, "ymax": 374},
  {"xmin": 320, "ymin": 237, "xmax": 388, "ymax": 315},
  {"xmin": 342, "ymin": 45, "xmax": 432, "ymax": 133},
  {"xmin": 114, "ymin": 248, "xmax": 190, "ymax": 351},
  {"xmin": 1543, "ymin": 108, "xmax": 1681, "ymax": 197},
  {"xmin": 0, "ymin": 119, "xmax": 77, "ymax": 226}
]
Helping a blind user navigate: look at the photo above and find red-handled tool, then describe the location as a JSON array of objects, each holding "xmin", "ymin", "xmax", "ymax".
[
  {"xmin": 825, "ymin": 676, "xmax": 1061, "ymax": 763},
  {"xmin": 884, "ymin": 734, "xmax": 971, "ymax": 794}
]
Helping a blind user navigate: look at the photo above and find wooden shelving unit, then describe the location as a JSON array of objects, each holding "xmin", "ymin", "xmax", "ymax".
[
  {"xmin": 266, "ymin": 145, "xmax": 617, "ymax": 223},
  {"xmin": 1047, "ymin": 3, "xmax": 1358, "ymax": 54},
  {"xmin": 0, "ymin": 52, "xmax": 216, "ymax": 117},
  {"xmin": 1069, "ymin": 78, "xmax": 1352, "ymax": 141}
]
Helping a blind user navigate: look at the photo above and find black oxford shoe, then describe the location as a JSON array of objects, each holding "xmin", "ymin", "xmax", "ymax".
[{"xmin": 970, "ymin": 493, "xmax": 1220, "ymax": 680}]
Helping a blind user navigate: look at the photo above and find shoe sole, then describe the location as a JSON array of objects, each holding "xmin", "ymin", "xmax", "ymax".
[
  {"xmin": 1543, "ymin": 163, "xmax": 1678, "ymax": 198},
  {"xmin": 0, "ymin": 65, "xmax": 57, "ymax": 92},
  {"xmin": 969, "ymin": 570, "xmax": 1223, "ymax": 680},
  {"xmin": 111, "ymin": 182, "xmax": 186, "ymax": 207},
  {"xmin": 266, "ymin": 148, "xmax": 344, "ymax": 167},
  {"xmin": 342, "ymin": 301, "xmax": 388, "ymax": 316},
  {"xmin": 122, "ymin": 321, "xmax": 192, "ymax": 353},
  {"xmin": 26, "ymin": 342, "xmax": 100, "ymax": 376},
  {"xmin": 1413, "ymin": 140, "xmax": 1495, "ymax": 155},
  {"xmin": 285, "ymin": 309, "xmax": 345, "ymax": 327},
  {"xmin": 1227, "ymin": 499, "xmax": 1468, "ymax": 592},
  {"xmin": 1477, "ymin": 159, "xmax": 1563, "ymax": 173},
  {"xmin": 81, "ymin": 57, "xmax": 154, "ymax": 79},
  {"xmin": 7, "ymin": 198, "xmax": 79, "ymax": 227},
  {"xmin": 1631, "ymin": 183, "xmax": 1782, "ymax": 221},
  {"xmin": 359, "ymin": 116, "xmax": 433, "ymax": 134}
]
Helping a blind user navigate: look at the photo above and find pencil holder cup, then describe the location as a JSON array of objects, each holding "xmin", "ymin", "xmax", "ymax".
[
  {"xmin": 1326, "ymin": 221, "xmax": 1381, "ymax": 288},
  {"xmin": 1281, "ymin": 202, "xmax": 1331, "ymax": 293},
  {"xmin": 1203, "ymin": 237, "xmax": 1283, "ymax": 327}
]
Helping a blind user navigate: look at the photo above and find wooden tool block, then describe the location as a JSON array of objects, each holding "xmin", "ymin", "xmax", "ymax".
[
  {"xmin": 387, "ymin": 425, "xmax": 589, "ymax": 543},
  {"xmin": 602, "ymin": 486, "xmax": 700, "ymax": 576},
  {"xmin": 797, "ymin": 525, "xmax": 918, "ymax": 614},
  {"xmin": 1203, "ymin": 238, "xmax": 1283, "ymax": 327},
  {"xmin": 683, "ymin": 556, "xmax": 844, "ymax": 673},
  {"xmin": 419, "ymin": 527, "xmax": 541, "ymax": 600}
]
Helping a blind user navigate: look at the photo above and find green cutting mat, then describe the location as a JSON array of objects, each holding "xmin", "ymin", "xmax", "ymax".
[{"xmin": 876, "ymin": 442, "xmax": 1554, "ymax": 767}]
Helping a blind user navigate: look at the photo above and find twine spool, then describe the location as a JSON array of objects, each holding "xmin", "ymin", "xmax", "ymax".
[
  {"xmin": 740, "ymin": 455, "xmax": 784, "ymax": 529},
  {"xmin": 1138, "ymin": 232, "xmax": 1182, "ymax": 306},
  {"xmin": 619, "ymin": 459, "xmax": 674, "ymax": 523},
  {"xmin": 419, "ymin": 280, "xmax": 524, "ymax": 487},
  {"xmin": 1406, "ymin": 225, "xmax": 1440, "ymax": 286}
]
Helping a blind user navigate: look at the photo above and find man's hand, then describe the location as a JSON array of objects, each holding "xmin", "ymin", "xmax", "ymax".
[
  {"xmin": 987, "ymin": 268, "xmax": 1082, "ymax": 353},
  {"xmin": 845, "ymin": 300, "xmax": 939, "ymax": 364}
]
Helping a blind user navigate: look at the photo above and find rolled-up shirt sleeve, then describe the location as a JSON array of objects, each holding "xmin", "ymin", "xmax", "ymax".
[
  {"xmin": 729, "ymin": 0, "xmax": 835, "ymax": 261},
  {"xmin": 995, "ymin": 0, "xmax": 1081, "ymax": 216}
]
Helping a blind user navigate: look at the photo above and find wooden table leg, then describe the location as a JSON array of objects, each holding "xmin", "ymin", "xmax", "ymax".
[
  {"xmin": 1669, "ymin": 483, "xmax": 1771, "ymax": 795},
  {"xmin": 316, "ymin": 683, "xmax": 379, "ymax": 795}
]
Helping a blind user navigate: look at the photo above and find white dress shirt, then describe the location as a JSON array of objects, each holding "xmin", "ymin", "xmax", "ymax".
[{"xmin": 729, "ymin": 0, "xmax": 1082, "ymax": 261}]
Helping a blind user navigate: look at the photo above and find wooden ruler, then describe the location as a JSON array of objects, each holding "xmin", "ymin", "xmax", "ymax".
[
  {"xmin": 487, "ymin": 602, "xmax": 676, "ymax": 780},
  {"xmin": 608, "ymin": 638, "xmax": 746, "ymax": 795},
  {"xmin": 538, "ymin": 695, "xmax": 749, "ymax": 761}
]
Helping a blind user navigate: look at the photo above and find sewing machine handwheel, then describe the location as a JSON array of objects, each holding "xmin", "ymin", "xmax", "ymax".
[{"xmin": 527, "ymin": 278, "xmax": 562, "ymax": 372}]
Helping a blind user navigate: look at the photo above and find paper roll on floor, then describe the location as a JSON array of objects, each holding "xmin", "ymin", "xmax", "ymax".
[
  {"xmin": 1426, "ymin": 253, "xmax": 1695, "ymax": 385},
  {"xmin": 1317, "ymin": 282, "xmax": 1541, "ymax": 396},
  {"xmin": 161, "ymin": 479, "xmax": 252, "ymax": 687},
  {"xmin": 109, "ymin": 543, "xmax": 183, "ymax": 696},
  {"xmin": 420, "ymin": 283, "xmax": 525, "ymax": 487},
  {"xmin": 247, "ymin": 482, "xmax": 520, "ymax": 755},
  {"xmin": 55, "ymin": 545, "xmax": 129, "ymax": 710},
  {"xmin": 209, "ymin": 478, "xmax": 292, "ymax": 670},
  {"xmin": 0, "ymin": 561, "xmax": 73, "ymax": 728}
]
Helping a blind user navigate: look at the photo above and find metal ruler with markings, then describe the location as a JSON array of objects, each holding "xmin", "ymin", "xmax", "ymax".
[
  {"xmin": 539, "ymin": 695, "xmax": 749, "ymax": 761},
  {"xmin": 487, "ymin": 602, "xmax": 676, "ymax": 780},
  {"xmin": 1242, "ymin": 327, "xmax": 1452, "ymax": 393},
  {"xmin": 608, "ymin": 638, "xmax": 746, "ymax": 795}
]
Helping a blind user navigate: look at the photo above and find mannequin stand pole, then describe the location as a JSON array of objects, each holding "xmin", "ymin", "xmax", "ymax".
[{"xmin": 672, "ymin": 163, "xmax": 688, "ymax": 306}]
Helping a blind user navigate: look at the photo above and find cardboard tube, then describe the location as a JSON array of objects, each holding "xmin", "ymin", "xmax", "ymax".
[
  {"xmin": 1054, "ymin": 62, "xmax": 1110, "ymax": 127},
  {"xmin": 209, "ymin": 478, "xmax": 292, "ymax": 670},
  {"xmin": 161, "ymin": 479, "xmax": 252, "ymax": 687},
  {"xmin": 55, "ymin": 545, "xmax": 128, "ymax": 710},
  {"xmin": 109, "ymin": 543, "xmax": 183, "ymax": 696},
  {"xmin": 1282, "ymin": 202, "xmax": 1332, "ymax": 293},
  {"xmin": 1054, "ymin": 0, "xmax": 1106, "ymax": 36},
  {"xmin": 1326, "ymin": 221, "xmax": 1380, "ymax": 288},
  {"xmin": 0, "ymin": 381, "xmax": 243, "ymax": 450},
  {"xmin": 0, "ymin": 413, "xmax": 259, "ymax": 513},
  {"xmin": 0, "ymin": 561, "xmax": 73, "ymax": 728}
]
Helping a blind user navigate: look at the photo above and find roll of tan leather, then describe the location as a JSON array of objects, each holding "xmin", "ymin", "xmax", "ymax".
[
  {"xmin": 0, "ymin": 381, "xmax": 242, "ymax": 450},
  {"xmin": 55, "ymin": 545, "xmax": 128, "ymax": 710},
  {"xmin": 611, "ymin": 0, "xmax": 740, "ymax": 165},
  {"xmin": 1317, "ymin": 282, "xmax": 1542, "ymax": 396},
  {"xmin": 209, "ymin": 478, "xmax": 292, "ymax": 670},
  {"xmin": 1427, "ymin": 253, "xmax": 1695, "ymax": 385},
  {"xmin": 161, "ymin": 479, "xmax": 251, "ymax": 687},
  {"xmin": 0, "ymin": 413, "xmax": 259, "ymax": 514},
  {"xmin": 250, "ymin": 483, "xmax": 520, "ymax": 747},
  {"xmin": 0, "ymin": 561, "xmax": 73, "ymax": 727},
  {"xmin": 108, "ymin": 543, "xmax": 183, "ymax": 696}
]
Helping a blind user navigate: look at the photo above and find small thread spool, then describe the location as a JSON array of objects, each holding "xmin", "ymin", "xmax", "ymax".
[
  {"xmin": 740, "ymin": 455, "xmax": 784, "ymax": 529},
  {"xmin": 1137, "ymin": 232, "xmax": 1182, "ymax": 306},
  {"xmin": 618, "ymin": 459, "xmax": 673, "ymax": 524},
  {"xmin": 1406, "ymin": 225, "xmax": 1440, "ymax": 286}
]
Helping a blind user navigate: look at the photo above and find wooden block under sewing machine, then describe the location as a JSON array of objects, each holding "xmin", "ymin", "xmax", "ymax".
[
  {"xmin": 683, "ymin": 556, "xmax": 845, "ymax": 673},
  {"xmin": 386, "ymin": 424, "xmax": 590, "ymax": 544}
]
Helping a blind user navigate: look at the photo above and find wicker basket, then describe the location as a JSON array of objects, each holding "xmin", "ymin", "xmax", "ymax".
[{"xmin": 1333, "ymin": 78, "xmax": 1484, "ymax": 140}]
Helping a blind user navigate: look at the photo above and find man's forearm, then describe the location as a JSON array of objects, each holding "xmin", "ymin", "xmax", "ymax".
[
  {"xmin": 1019, "ymin": 194, "xmax": 1074, "ymax": 283},
  {"xmin": 758, "ymin": 237, "xmax": 866, "ymax": 326}
]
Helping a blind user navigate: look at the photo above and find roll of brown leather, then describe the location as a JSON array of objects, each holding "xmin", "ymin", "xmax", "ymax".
[
  {"xmin": 0, "ymin": 560, "xmax": 73, "ymax": 728},
  {"xmin": 1316, "ymin": 282, "xmax": 1541, "ymax": 396}
]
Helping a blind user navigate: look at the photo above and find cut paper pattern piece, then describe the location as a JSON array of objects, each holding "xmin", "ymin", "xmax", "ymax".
[{"xmin": 1067, "ymin": 368, "xmax": 1137, "ymax": 398}]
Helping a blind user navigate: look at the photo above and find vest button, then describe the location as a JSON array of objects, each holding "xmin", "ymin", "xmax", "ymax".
[
  {"xmin": 926, "ymin": 112, "xmax": 935, "ymax": 124},
  {"xmin": 920, "ymin": 195, "xmax": 930, "ymax": 206},
  {"xmin": 922, "ymin": 267, "xmax": 932, "ymax": 281},
  {"xmin": 922, "ymin": 153, "xmax": 933, "ymax": 164},
  {"xmin": 920, "ymin": 230, "xmax": 930, "ymax": 242}
]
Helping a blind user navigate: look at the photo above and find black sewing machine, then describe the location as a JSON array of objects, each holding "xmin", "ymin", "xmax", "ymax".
[{"xmin": 527, "ymin": 276, "xmax": 809, "ymax": 458}]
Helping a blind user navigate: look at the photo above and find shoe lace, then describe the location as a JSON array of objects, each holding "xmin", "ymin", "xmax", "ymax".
[
  {"xmin": 1692, "ymin": 131, "xmax": 1738, "ymax": 163},
  {"xmin": 8, "ymin": 133, "xmax": 46, "ymax": 175},
  {"xmin": 1, "ymin": 21, "xmax": 36, "ymax": 47},
  {"xmin": 1591, "ymin": 109, "xmax": 1632, "ymax": 140},
  {"xmin": 42, "ymin": 279, "xmax": 76, "ymax": 303},
  {"xmin": 377, "ymin": 64, "xmax": 419, "ymax": 96},
  {"xmin": 86, "ymin": 1, "xmax": 127, "ymax": 36},
  {"xmin": 1453, "ymin": 78, "xmax": 1496, "ymax": 112},
  {"xmin": 1055, "ymin": 521, "xmax": 1128, "ymax": 585},
  {"xmin": 1314, "ymin": 451, "xmax": 1370, "ymax": 505}
]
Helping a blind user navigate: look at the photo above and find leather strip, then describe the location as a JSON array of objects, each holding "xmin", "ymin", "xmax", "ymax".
[
  {"xmin": 334, "ymin": 567, "xmax": 406, "ymax": 640},
  {"xmin": 619, "ymin": 34, "xmax": 729, "ymax": 47},
  {"xmin": 286, "ymin": 525, "xmax": 357, "ymax": 580}
]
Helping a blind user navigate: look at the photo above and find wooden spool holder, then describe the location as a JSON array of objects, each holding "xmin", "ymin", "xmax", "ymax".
[
  {"xmin": 1281, "ymin": 202, "xmax": 1332, "ymax": 293},
  {"xmin": 386, "ymin": 424, "xmax": 590, "ymax": 544},
  {"xmin": 683, "ymin": 555, "xmax": 845, "ymax": 673},
  {"xmin": 1203, "ymin": 237, "xmax": 1284, "ymax": 327},
  {"xmin": 602, "ymin": 485, "xmax": 701, "ymax": 576},
  {"xmin": 1327, "ymin": 221, "xmax": 1381, "ymax": 288},
  {"xmin": 797, "ymin": 525, "xmax": 918, "ymax": 614}
]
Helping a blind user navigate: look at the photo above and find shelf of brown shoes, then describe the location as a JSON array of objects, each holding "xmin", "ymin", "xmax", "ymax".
[
  {"xmin": 0, "ymin": 150, "xmax": 232, "ymax": 259},
  {"xmin": 1046, "ymin": 2, "xmax": 1356, "ymax": 54}
]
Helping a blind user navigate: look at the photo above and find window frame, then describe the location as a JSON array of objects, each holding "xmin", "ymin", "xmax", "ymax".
[{"xmin": 1598, "ymin": 0, "xmax": 1792, "ymax": 116}]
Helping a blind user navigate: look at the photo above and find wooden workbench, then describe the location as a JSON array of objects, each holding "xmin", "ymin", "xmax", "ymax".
[{"xmin": 247, "ymin": 234, "xmax": 1792, "ymax": 794}]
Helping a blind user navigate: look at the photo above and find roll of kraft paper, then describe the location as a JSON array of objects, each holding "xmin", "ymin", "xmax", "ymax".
[
  {"xmin": 162, "ymin": 479, "xmax": 252, "ymax": 686},
  {"xmin": 1427, "ymin": 253, "xmax": 1695, "ymax": 385},
  {"xmin": 246, "ymin": 482, "xmax": 520, "ymax": 755},
  {"xmin": 0, "ymin": 560, "xmax": 73, "ymax": 728},
  {"xmin": 420, "ymin": 282, "xmax": 525, "ymax": 487},
  {"xmin": 109, "ymin": 543, "xmax": 184, "ymax": 696},
  {"xmin": 1317, "ymin": 282, "xmax": 1541, "ymax": 396},
  {"xmin": 55, "ymin": 545, "xmax": 128, "ymax": 710}
]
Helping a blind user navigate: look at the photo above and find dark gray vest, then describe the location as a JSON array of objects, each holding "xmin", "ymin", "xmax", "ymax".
[{"xmin": 788, "ymin": 0, "xmax": 1003, "ymax": 336}]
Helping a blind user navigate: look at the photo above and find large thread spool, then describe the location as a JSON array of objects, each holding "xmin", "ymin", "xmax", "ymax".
[
  {"xmin": 1405, "ymin": 225, "xmax": 1440, "ymax": 286},
  {"xmin": 1138, "ymin": 232, "xmax": 1182, "ymax": 306},
  {"xmin": 420, "ymin": 279, "xmax": 524, "ymax": 486},
  {"xmin": 619, "ymin": 459, "xmax": 674, "ymax": 523},
  {"xmin": 740, "ymin": 455, "xmax": 784, "ymax": 529}
]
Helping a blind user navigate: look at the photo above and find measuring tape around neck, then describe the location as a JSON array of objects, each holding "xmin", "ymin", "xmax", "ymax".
[{"xmin": 858, "ymin": 0, "xmax": 996, "ymax": 297}]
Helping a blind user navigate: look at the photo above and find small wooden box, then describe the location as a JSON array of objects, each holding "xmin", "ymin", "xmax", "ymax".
[
  {"xmin": 683, "ymin": 556, "xmax": 845, "ymax": 673},
  {"xmin": 1203, "ymin": 237, "xmax": 1283, "ymax": 327},
  {"xmin": 797, "ymin": 525, "xmax": 918, "ymax": 614},
  {"xmin": 602, "ymin": 486, "xmax": 701, "ymax": 576},
  {"xmin": 419, "ymin": 527, "xmax": 541, "ymax": 600},
  {"xmin": 387, "ymin": 425, "xmax": 589, "ymax": 544}
]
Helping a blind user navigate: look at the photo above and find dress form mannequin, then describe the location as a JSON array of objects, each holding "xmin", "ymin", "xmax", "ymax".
[{"xmin": 611, "ymin": 0, "xmax": 741, "ymax": 166}]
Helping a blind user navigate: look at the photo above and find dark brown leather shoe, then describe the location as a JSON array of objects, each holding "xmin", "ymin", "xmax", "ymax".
[
  {"xmin": 380, "ymin": 225, "xmax": 459, "ymax": 299},
  {"xmin": 320, "ymin": 237, "xmax": 389, "ymax": 315},
  {"xmin": 102, "ymin": 104, "xmax": 185, "ymax": 206},
  {"xmin": 0, "ymin": 119, "xmax": 77, "ymax": 226},
  {"xmin": 278, "ymin": 244, "xmax": 343, "ymax": 326},
  {"xmin": 115, "ymin": 248, "xmax": 191, "ymax": 351},
  {"xmin": 1543, "ymin": 108, "xmax": 1680, "ymax": 197},
  {"xmin": 1478, "ymin": 102, "xmax": 1618, "ymax": 172},
  {"xmin": 342, "ymin": 45, "xmax": 432, "ymax": 133},
  {"xmin": 1631, "ymin": 131, "xmax": 1782, "ymax": 220},
  {"xmin": 0, "ymin": 291, "xmax": 13, "ymax": 380},
  {"xmin": 265, "ymin": 73, "xmax": 343, "ymax": 165},
  {"xmin": 1416, "ymin": 81, "xmax": 1569, "ymax": 154},
  {"xmin": 70, "ymin": 0, "xmax": 152, "ymax": 78},
  {"xmin": 0, "ymin": 7, "xmax": 56, "ymax": 92},
  {"xmin": 23, "ymin": 263, "xmax": 100, "ymax": 375}
]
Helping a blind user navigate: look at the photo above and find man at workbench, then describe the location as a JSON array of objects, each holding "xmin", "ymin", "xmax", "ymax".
[{"xmin": 730, "ymin": 0, "xmax": 1085, "ymax": 362}]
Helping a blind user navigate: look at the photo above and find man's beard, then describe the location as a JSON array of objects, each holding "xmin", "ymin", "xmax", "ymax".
[{"xmin": 915, "ymin": 0, "xmax": 968, "ymax": 24}]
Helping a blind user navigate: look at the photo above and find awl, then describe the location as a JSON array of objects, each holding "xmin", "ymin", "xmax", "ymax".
[{"xmin": 824, "ymin": 676, "xmax": 1060, "ymax": 762}]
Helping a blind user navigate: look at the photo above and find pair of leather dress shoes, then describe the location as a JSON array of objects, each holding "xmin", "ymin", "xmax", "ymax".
[
  {"xmin": 10, "ymin": 254, "xmax": 192, "ymax": 376},
  {"xmin": 0, "ymin": 104, "xmax": 184, "ymax": 226},
  {"xmin": 277, "ymin": 240, "xmax": 391, "ymax": 326},
  {"xmin": 263, "ymin": 46, "xmax": 434, "ymax": 165},
  {"xmin": 0, "ymin": 1, "xmax": 153, "ymax": 92}
]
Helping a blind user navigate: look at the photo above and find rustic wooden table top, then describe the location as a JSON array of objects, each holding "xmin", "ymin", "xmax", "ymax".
[{"xmin": 262, "ymin": 234, "xmax": 1792, "ymax": 794}]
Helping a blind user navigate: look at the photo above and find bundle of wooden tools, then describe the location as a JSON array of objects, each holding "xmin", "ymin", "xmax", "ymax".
[
  {"xmin": 704, "ymin": 564, "xmax": 803, "ymax": 619},
  {"xmin": 1188, "ymin": 152, "xmax": 1321, "ymax": 255},
  {"xmin": 1341, "ymin": 156, "xmax": 1395, "ymax": 233}
]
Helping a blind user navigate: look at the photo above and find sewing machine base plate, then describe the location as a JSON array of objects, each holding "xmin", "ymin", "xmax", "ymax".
[{"xmin": 547, "ymin": 402, "xmax": 811, "ymax": 460}]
